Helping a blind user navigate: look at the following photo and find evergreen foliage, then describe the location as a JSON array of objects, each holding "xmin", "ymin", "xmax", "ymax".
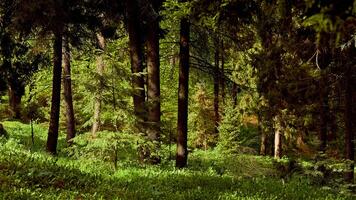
[{"xmin": 1, "ymin": 0, "xmax": 356, "ymax": 198}]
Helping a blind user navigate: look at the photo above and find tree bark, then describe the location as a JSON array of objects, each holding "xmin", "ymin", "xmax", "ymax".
[
  {"xmin": 259, "ymin": 114, "xmax": 267, "ymax": 155},
  {"xmin": 142, "ymin": 1, "xmax": 162, "ymax": 163},
  {"xmin": 126, "ymin": 0, "xmax": 146, "ymax": 128},
  {"xmin": 231, "ymin": 83, "xmax": 238, "ymax": 107},
  {"xmin": 213, "ymin": 46, "xmax": 220, "ymax": 134},
  {"xmin": 146, "ymin": 13, "xmax": 161, "ymax": 142},
  {"xmin": 176, "ymin": 18, "xmax": 190, "ymax": 168},
  {"xmin": 7, "ymin": 77, "xmax": 24, "ymax": 119},
  {"xmin": 260, "ymin": 131, "xmax": 267, "ymax": 155},
  {"xmin": 62, "ymin": 35, "xmax": 76, "ymax": 144},
  {"xmin": 344, "ymin": 65, "xmax": 354, "ymax": 182},
  {"xmin": 317, "ymin": 33, "xmax": 331, "ymax": 153},
  {"xmin": 46, "ymin": 31, "xmax": 63, "ymax": 154},
  {"xmin": 318, "ymin": 74, "xmax": 328, "ymax": 152},
  {"xmin": 1, "ymin": 32, "xmax": 23, "ymax": 119},
  {"xmin": 274, "ymin": 115, "xmax": 282, "ymax": 159},
  {"xmin": 220, "ymin": 40, "xmax": 225, "ymax": 104},
  {"xmin": 91, "ymin": 33, "xmax": 106, "ymax": 135}
]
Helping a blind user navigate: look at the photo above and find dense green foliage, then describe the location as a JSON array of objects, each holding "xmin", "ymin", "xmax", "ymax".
[{"xmin": 1, "ymin": 0, "xmax": 356, "ymax": 198}]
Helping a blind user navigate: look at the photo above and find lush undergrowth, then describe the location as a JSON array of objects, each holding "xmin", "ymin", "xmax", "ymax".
[{"xmin": 0, "ymin": 121, "xmax": 354, "ymax": 199}]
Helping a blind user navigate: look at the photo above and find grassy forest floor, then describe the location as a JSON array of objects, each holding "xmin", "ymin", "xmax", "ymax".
[{"xmin": 0, "ymin": 121, "xmax": 354, "ymax": 200}]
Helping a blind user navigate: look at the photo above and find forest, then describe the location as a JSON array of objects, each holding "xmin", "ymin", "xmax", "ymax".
[{"xmin": 0, "ymin": 0, "xmax": 356, "ymax": 199}]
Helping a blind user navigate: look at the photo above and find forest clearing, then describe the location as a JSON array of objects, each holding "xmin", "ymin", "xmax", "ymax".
[{"xmin": 1, "ymin": 0, "xmax": 356, "ymax": 199}]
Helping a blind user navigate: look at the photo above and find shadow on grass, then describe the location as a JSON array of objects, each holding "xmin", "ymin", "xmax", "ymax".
[
  {"xmin": 2, "ymin": 121, "xmax": 68, "ymax": 154},
  {"xmin": 0, "ymin": 121, "xmax": 352, "ymax": 200}
]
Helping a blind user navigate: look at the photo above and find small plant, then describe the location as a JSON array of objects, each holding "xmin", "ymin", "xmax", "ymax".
[
  {"xmin": 63, "ymin": 130, "xmax": 140, "ymax": 169},
  {"xmin": 189, "ymin": 84, "xmax": 217, "ymax": 150},
  {"xmin": 217, "ymin": 100, "xmax": 259, "ymax": 154}
]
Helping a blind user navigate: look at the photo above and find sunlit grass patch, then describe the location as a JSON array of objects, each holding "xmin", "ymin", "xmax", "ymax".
[{"xmin": 0, "ymin": 121, "xmax": 354, "ymax": 200}]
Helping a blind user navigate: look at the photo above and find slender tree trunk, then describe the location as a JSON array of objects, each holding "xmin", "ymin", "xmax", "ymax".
[
  {"xmin": 220, "ymin": 40, "xmax": 225, "ymax": 104},
  {"xmin": 1, "ymin": 32, "xmax": 23, "ymax": 119},
  {"xmin": 126, "ymin": 0, "xmax": 146, "ymax": 128},
  {"xmin": 62, "ymin": 35, "xmax": 75, "ymax": 144},
  {"xmin": 145, "ymin": 5, "xmax": 161, "ymax": 164},
  {"xmin": 328, "ymin": 111, "xmax": 338, "ymax": 142},
  {"xmin": 0, "ymin": 123, "xmax": 7, "ymax": 137},
  {"xmin": 146, "ymin": 14, "xmax": 161, "ymax": 142},
  {"xmin": 259, "ymin": 114, "xmax": 267, "ymax": 155},
  {"xmin": 8, "ymin": 80, "xmax": 24, "ymax": 119},
  {"xmin": 344, "ymin": 65, "xmax": 354, "ymax": 182},
  {"xmin": 170, "ymin": 50, "xmax": 176, "ymax": 67},
  {"xmin": 176, "ymin": 18, "xmax": 190, "ymax": 168},
  {"xmin": 274, "ymin": 115, "xmax": 282, "ymax": 159},
  {"xmin": 317, "ymin": 33, "xmax": 331, "ymax": 153},
  {"xmin": 92, "ymin": 33, "xmax": 106, "ymax": 135},
  {"xmin": 46, "ymin": 31, "xmax": 63, "ymax": 154},
  {"xmin": 231, "ymin": 83, "xmax": 238, "ymax": 107},
  {"xmin": 213, "ymin": 46, "xmax": 220, "ymax": 134},
  {"xmin": 260, "ymin": 131, "xmax": 267, "ymax": 155},
  {"xmin": 318, "ymin": 75, "xmax": 328, "ymax": 152}
]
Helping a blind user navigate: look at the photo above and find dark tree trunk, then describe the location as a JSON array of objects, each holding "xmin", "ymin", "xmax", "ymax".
[
  {"xmin": 231, "ymin": 83, "xmax": 238, "ymax": 107},
  {"xmin": 318, "ymin": 74, "xmax": 329, "ymax": 152},
  {"xmin": 317, "ymin": 33, "xmax": 331, "ymax": 153},
  {"xmin": 0, "ymin": 123, "xmax": 7, "ymax": 137},
  {"xmin": 62, "ymin": 35, "xmax": 75, "ymax": 144},
  {"xmin": 176, "ymin": 18, "xmax": 190, "ymax": 168},
  {"xmin": 92, "ymin": 33, "xmax": 106, "ymax": 135},
  {"xmin": 145, "ymin": 3, "xmax": 161, "ymax": 164},
  {"xmin": 220, "ymin": 41, "xmax": 225, "ymax": 104},
  {"xmin": 46, "ymin": 32, "xmax": 63, "ymax": 154},
  {"xmin": 0, "ymin": 1, "xmax": 30, "ymax": 120},
  {"xmin": 8, "ymin": 78, "xmax": 24, "ymax": 119},
  {"xmin": 1, "ymin": 32, "xmax": 23, "ymax": 119},
  {"xmin": 146, "ymin": 13, "xmax": 161, "ymax": 142},
  {"xmin": 328, "ymin": 111, "xmax": 338, "ymax": 142},
  {"xmin": 213, "ymin": 46, "xmax": 220, "ymax": 134},
  {"xmin": 126, "ymin": 0, "xmax": 146, "ymax": 127},
  {"xmin": 344, "ymin": 65, "xmax": 354, "ymax": 182}
]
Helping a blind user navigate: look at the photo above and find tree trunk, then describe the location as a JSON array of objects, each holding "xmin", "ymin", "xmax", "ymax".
[
  {"xmin": 8, "ymin": 80, "xmax": 24, "ymax": 119},
  {"xmin": 213, "ymin": 46, "xmax": 220, "ymax": 134},
  {"xmin": 62, "ymin": 35, "xmax": 75, "ymax": 144},
  {"xmin": 344, "ymin": 65, "xmax": 354, "ymax": 182},
  {"xmin": 231, "ymin": 83, "xmax": 238, "ymax": 107},
  {"xmin": 328, "ymin": 112, "xmax": 338, "ymax": 143},
  {"xmin": 146, "ymin": 14, "xmax": 161, "ymax": 142},
  {"xmin": 92, "ymin": 33, "xmax": 106, "ymax": 135},
  {"xmin": 0, "ymin": 123, "xmax": 7, "ymax": 138},
  {"xmin": 46, "ymin": 31, "xmax": 63, "ymax": 154},
  {"xmin": 274, "ymin": 115, "xmax": 282, "ymax": 159},
  {"xmin": 259, "ymin": 114, "xmax": 267, "ymax": 155},
  {"xmin": 318, "ymin": 75, "xmax": 328, "ymax": 152},
  {"xmin": 1, "ymin": 32, "xmax": 23, "ymax": 119},
  {"xmin": 260, "ymin": 131, "xmax": 267, "ymax": 155},
  {"xmin": 126, "ymin": 0, "xmax": 146, "ymax": 128},
  {"xmin": 220, "ymin": 40, "xmax": 225, "ymax": 104},
  {"xmin": 145, "ymin": 4, "xmax": 161, "ymax": 164},
  {"xmin": 317, "ymin": 33, "xmax": 331, "ymax": 153},
  {"xmin": 176, "ymin": 18, "xmax": 190, "ymax": 168}
]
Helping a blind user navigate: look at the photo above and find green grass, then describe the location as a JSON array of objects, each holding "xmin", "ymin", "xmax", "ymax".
[{"xmin": 0, "ymin": 121, "xmax": 354, "ymax": 199}]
